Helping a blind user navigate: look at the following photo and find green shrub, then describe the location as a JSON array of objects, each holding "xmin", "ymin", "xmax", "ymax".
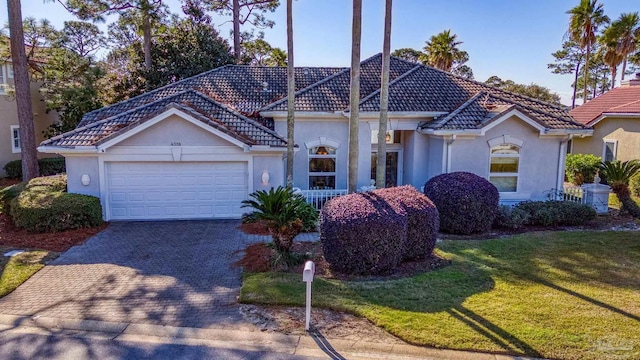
[
  {"xmin": 494, "ymin": 205, "xmax": 530, "ymax": 229},
  {"xmin": 3, "ymin": 157, "xmax": 66, "ymax": 179},
  {"xmin": 565, "ymin": 154, "xmax": 601, "ymax": 185},
  {"xmin": 38, "ymin": 157, "xmax": 66, "ymax": 176},
  {"xmin": 0, "ymin": 182, "xmax": 25, "ymax": 214},
  {"xmin": 296, "ymin": 200, "xmax": 319, "ymax": 232},
  {"xmin": 630, "ymin": 172, "xmax": 640, "ymax": 198},
  {"xmin": 9, "ymin": 175, "xmax": 102, "ymax": 233},
  {"xmin": 514, "ymin": 201, "xmax": 596, "ymax": 226},
  {"xmin": 3, "ymin": 160, "xmax": 22, "ymax": 179}
]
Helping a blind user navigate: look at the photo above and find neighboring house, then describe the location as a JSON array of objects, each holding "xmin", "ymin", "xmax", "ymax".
[
  {"xmin": 569, "ymin": 73, "xmax": 640, "ymax": 162},
  {"xmin": 0, "ymin": 60, "xmax": 58, "ymax": 176},
  {"xmin": 39, "ymin": 54, "xmax": 592, "ymax": 221}
]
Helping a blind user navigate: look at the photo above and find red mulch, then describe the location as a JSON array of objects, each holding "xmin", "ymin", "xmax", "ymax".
[
  {"xmin": 0, "ymin": 178, "xmax": 20, "ymax": 188},
  {"xmin": 236, "ymin": 241, "xmax": 451, "ymax": 280},
  {"xmin": 238, "ymin": 220, "xmax": 271, "ymax": 236},
  {"xmin": 0, "ymin": 214, "xmax": 109, "ymax": 252}
]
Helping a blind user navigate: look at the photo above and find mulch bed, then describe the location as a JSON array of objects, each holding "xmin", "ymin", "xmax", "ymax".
[
  {"xmin": 236, "ymin": 241, "xmax": 451, "ymax": 280},
  {"xmin": 0, "ymin": 214, "xmax": 108, "ymax": 252},
  {"xmin": 238, "ymin": 220, "xmax": 271, "ymax": 235},
  {"xmin": 0, "ymin": 178, "xmax": 20, "ymax": 188}
]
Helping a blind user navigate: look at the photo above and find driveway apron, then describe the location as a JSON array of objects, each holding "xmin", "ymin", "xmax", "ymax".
[{"xmin": 0, "ymin": 221, "xmax": 256, "ymax": 329}]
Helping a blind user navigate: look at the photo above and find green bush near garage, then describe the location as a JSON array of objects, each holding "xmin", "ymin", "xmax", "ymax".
[
  {"xmin": 3, "ymin": 157, "xmax": 66, "ymax": 180},
  {"xmin": 9, "ymin": 174, "xmax": 103, "ymax": 233}
]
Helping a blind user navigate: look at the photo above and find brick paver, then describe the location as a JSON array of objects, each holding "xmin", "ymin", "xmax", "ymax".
[{"xmin": 0, "ymin": 221, "xmax": 259, "ymax": 329}]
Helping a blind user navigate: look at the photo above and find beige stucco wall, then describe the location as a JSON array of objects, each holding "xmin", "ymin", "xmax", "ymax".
[
  {"xmin": 117, "ymin": 115, "xmax": 235, "ymax": 147},
  {"xmin": 449, "ymin": 116, "xmax": 564, "ymax": 201},
  {"xmin": 572, "ymin": 117, "xmax": 640, "ymax": 161},
  {"xmin": 0, "ymin": 75, "xmax": 58, "ymax": 176}
]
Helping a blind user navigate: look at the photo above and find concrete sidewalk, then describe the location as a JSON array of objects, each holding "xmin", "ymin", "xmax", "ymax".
[{"xmin": 0, "ymin": 314, "xmax": 541, "ymax": 360}]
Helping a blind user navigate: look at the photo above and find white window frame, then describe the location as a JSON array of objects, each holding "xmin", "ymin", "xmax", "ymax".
[
  {"xmin": 6, "ymin": 62, "xmax": 13, "ymax": 79},
  {"xmin": 0, "ymin": 64, "xmax": 6, "ymax": 95},
  {"xmin": 308, "ymin": 145, "xmax": 337, "ymax": 190},
  {"xmin": 10, "ymin": 125, "xmax": 21, "ymax": 153},
  {"xmin": 602, "ymin": 139, "xmax": 617, "ymax": 162},
  {"xmin": 487, "ymin": 136, "xmax": 523, "ymax": 194}
]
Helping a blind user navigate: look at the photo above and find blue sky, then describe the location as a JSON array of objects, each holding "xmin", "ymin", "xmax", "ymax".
[{"xmin": 2, "ymin": 0, "xmax": 637, "ymax": 105}]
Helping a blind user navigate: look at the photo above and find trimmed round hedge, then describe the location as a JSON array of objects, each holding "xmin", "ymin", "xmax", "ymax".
[
  {"xmin": 320, "ymin": 185, "xmax": 439, "ymax": 275},
  {"xmin": 9, "ymin": 175, "xmax": 103, "ymax": 233},
  {"xmin": 375, "ymin": 186, "xmax": 439, "ymax": 259},
  {"xmin": 423, "ymin": 172, "xmax": 499, "ymax": 234}
]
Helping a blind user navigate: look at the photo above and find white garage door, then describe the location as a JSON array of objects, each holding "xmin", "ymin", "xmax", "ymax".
[{"xmin": 106, "ymin": 162, "xmax": 248, "ymax": 220}]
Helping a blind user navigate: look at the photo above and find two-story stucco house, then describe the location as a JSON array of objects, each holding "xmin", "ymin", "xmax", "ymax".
[
  {"xmin": 0, "ymin": 60, "xmax": 58, "ymax": 177},
  {"xmin": 569, "ymin": 73, "xmax": 640, "ymax": 162},
  {"xmin": 38, "ymin": 54, "xmax": 592, "ymax": 221}
]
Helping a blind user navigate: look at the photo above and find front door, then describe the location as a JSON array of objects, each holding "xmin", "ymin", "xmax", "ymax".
[{"xmin": 371, "ymin": 151, "xmax": 401, "ymax": 187}]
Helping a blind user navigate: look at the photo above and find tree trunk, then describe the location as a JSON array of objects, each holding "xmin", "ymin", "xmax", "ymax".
[
  {"xmin": 7, "ymin": 0, "xmax": 39, "ymax": 181},
  {"xmin": 143, "ymin": 11, "xmax": 152, "ymax": 72},
  {"xmin": 285, "ymin": 0, "xmax": 294, "ymax": 187},
  {"xmin": 233, "ymin": 0, "xmax": 241, "ymax": 64},
  {"xmin": 583, "ymin": 43, "xmax": 590, "ymax": 104},
  {"xmin": 612, "ymin": 184, "xmax": 640, "ymax": 218},
  {"xmin": 611, "ymin": 65, "xmax": 617, "ymax": 89},
  {"xmin": 621, "ymin": 56, "xmax": 627, "ymax": 81},
  {"xmin": 376, "ymin": 0, "xmax": 392, "ymax": 189},
  {"xmin": 571, "ymin": 60, "xmax": 580, "ymax": 109},
  {"xmin": 348, "ymin": 0, "xmax": 362, "ymax": 194}
]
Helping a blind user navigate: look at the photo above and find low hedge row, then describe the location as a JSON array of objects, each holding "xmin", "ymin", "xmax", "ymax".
[
  {"xmin": 320, "ymin": 186, "xmax": 439, "ymax": 275},
  {"xmin": 3, "ymin": 157, "xmax": 66, "ymax": 179},
  {"xmin": 9, "ymin": 174, "xmax": 103, "ymax": 233},
  {"xmin": 494, "ymin": 201, "xmax": 596, "ymax": 229}
]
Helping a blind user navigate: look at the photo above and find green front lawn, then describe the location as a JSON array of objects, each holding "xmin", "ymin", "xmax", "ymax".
[
  {"xmin": 241, "ymin": 232, "xmax": 640, "ymax": 360},
  {"xmin": 0, "ymin": 247, "xmax": 57, "ymax": 297}
]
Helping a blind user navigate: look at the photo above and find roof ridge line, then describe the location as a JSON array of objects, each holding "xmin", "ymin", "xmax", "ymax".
[
  {"xmin": 41, "ymin": 89, "xmax": 200, "ymax": 145},
  {"xmin": 609, "ymin": 97, "xmax": 640, "ymax": 110},
  {"xmin": 260, "ymin": 53, "xmax": 384, "ymax": 112},
  {"xmin": 190, "ymin": 90, "xmax": 288, "ymax": 142},
  {"xmin": 427, "ymin": 91, "xmax": 487, "ymax": 128},
  {"xmin": 357, "ymin": 64, "xmax": 422, "ymax": 107},
  {"xmin": 485, "ymin": 91, "xmax": 585, "ymax": 127},
  {"xmin": 81, "ymin": 65, "xmax": 233, "ymax": 121}
]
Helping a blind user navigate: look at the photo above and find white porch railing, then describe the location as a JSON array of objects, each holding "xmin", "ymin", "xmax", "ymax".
[
  {"xmin": 562, "ymin": 185, "xmax": 586, "ymax": 204},
  {"xmin": 298, "ymin": 189, "xmax": 348, "ymax": 210}
]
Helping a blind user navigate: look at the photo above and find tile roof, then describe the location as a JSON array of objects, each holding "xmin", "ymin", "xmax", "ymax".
[
  {"xmin": 356, "ymin": 65, "xmax": 587, "ymax": 130},
  {"xmin": 261, "ymin": 54, "xmax": 418, "ymax": 112},
  {"xmin": 569, "ymin": 86, "xmax": 640, "ymax": 125},
  {"xmin": 79, "ymin": 65, "xmax": 345, "ymax": 126},
  {"xmin": 44, "ymin": 54, "xmax": 590, "ymax": 150},
  {"xmin": 41, "ymin": 90, "xmax": 288, "ymax": 148}
]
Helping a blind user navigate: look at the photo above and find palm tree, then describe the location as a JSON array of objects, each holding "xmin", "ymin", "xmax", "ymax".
[
  {"xmin": 600, "ymin": 25, "xmax": 624, "ymax": 87},
  {"xmin": 348, "ymin": 0, "xmax": 362, "ymax": 193},
  {"xmin": 600, "ymin": 160, "xmax": 640, "ymax": 218},
  {"xmin": 567, "ymin": 0, "xmax": 609, "ymax": 103},
  {"xmin": 612, "ymin": 12, "xmax": 640, "ymax": 81},
  {"xmin": 376, "ymin": 0, "xmax": 392, "ymax": 189},
  {"xmin": 423, "ymin": 29, "xmax": 463, "ymax": 71},
  {"xmin": 7, "ymin": 0, "xmax": 39, "ymax": 181},
  {"xmin": 285, "ymin": 0, "xmax": 294, "ymax": 187}
]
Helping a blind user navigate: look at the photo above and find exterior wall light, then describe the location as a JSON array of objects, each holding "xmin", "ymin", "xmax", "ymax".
[{"xmin": 81, "ymin": 174, "xmax": 91, "ymax": 186}]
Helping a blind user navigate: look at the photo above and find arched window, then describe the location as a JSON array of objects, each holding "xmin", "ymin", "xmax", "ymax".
[
  {"xmin": 489, "ymin": 143, "xmax": 520, "ymax": 192},
  {"xmin": 308, "ymin": 146, "xmax": 336, "ymax": 189}
]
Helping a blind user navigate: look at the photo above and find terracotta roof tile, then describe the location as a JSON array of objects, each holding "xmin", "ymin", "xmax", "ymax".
[{"xmin": 569, "ymin": 87, "xmax": 640, "ymax": 125}]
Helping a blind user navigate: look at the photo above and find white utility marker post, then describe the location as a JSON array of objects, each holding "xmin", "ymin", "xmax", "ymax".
[{"xmin": 302, "ymin": 260, "xmax": 315, "ymax": 331}]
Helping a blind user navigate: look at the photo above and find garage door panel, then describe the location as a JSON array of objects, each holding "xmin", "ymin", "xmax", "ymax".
[{"xmin": 107, "ymin": 162, "xmax": 248, "ymax": 220}]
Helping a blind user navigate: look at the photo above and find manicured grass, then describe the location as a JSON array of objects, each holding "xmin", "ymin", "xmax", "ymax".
[
  {"xmin": 241, "ymin": 232, "xmax": 640, "ymax": 360},
  {"xmin": 0, "ymin": 247, "xmax": 57, "ymax": 297}
]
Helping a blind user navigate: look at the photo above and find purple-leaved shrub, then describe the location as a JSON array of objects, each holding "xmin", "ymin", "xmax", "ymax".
[
  {"xmin": 320, "ymin": 186, "xmax": 439, "ymax": 275},
  {"xmin": 423, "ymin": 172, "xmax": 499, "ymax": 234}
]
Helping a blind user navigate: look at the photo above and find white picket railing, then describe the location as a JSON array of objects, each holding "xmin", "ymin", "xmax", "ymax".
[
  {"xmin": 562, "ymin": 185, "xmax": 586, "ymax": 203},
  {"xmin": 299, "ymin": 189, "xmax": 348, "ymax": 210}
]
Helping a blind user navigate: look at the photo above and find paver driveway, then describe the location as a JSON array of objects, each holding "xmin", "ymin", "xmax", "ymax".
[{"xmin": 0, "ymin": 221, "xmax": 256, "ymax": 329}]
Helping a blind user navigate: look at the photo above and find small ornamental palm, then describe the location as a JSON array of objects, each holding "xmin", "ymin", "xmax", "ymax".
[
  {"xmin": 241, "ymin": 186, "xmax": 305, "ymax": 256},
  {"xmin": 600, "ymin": 160, "xmax": 640, "ymax": 218}
]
